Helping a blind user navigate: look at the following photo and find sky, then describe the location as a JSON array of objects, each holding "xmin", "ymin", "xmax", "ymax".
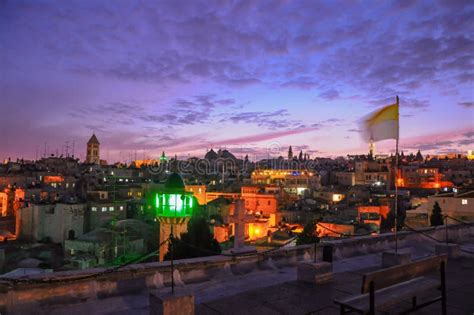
[{"xmin": 1, "ymin": 0, "xmax": 473, "ymax": 162}]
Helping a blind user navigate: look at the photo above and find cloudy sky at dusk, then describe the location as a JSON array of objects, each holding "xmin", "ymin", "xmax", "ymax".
[{"xmin": 1, "ymin": 0, "xmax": 473, "ymax": 162}]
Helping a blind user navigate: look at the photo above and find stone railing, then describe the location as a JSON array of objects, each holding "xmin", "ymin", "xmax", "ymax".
[{"xmin": 1, "ymin": 222, "xmax": 473, "ymax": 314}]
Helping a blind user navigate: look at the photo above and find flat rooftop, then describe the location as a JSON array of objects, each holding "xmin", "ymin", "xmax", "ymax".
[{"xmin": 43, "ymin": 241, "xmax": 474, "ymax": 315}]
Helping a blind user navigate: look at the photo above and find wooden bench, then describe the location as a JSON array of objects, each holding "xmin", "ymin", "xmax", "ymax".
[{"xmin": 334, "ymin": 254, "xmax": 448, "ymax": 315}]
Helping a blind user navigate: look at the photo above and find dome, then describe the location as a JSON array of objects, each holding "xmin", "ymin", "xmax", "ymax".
[
  {"xmin": 205, "ymin": 149, "xmax": 218, "ymax": 160},
  {"xmin": 219, "ymin": 149, "xmax": 237, "ymax": 160},
  {"xmin": 164, "ymin": 172, "xmax": 185, "ymax": 192}
]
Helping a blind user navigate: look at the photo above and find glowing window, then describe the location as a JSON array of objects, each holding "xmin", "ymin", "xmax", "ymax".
[
  {"xmin": 91, "ymin": 207, "xmax": 97, "ymax": 212},
  {"xmin": 109, "ymin": 207, "xmax": 114, "ymax": 211},
  {"xmin": 101, "ymin": 207, "xmax": 107, "ymax": 212},
  {"xmin": 462, "ymin": 199, "xmax": 468, "ymax": 205}
]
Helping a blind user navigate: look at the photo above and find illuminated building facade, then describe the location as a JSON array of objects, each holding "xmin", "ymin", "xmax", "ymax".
[
  {"xmin": 358, "ymin": 206, "xmax": 390, "ymax": 227},
  {"xmin": 251, "ymin": 169, "xmax": 320, "ymax": 196},
  {"xmin": 241, "ymin": 186, "xmax": 278, "ymax": 216},
  {"xmin": 316, "ymin": 222, "xmax": 355, "ymax": 238},
  {"xmin": 185, "ymin": 185, "xmax": 207, "ymax": 205},
  {"xmin": 397, "ymin": 166, "xmax": 453, "ymax": 189}
]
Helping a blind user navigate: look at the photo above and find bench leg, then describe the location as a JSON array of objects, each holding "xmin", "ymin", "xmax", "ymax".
[
  {"xmin": 340, "ymin": 305, "xmax": 345, "ymax": 315},
  {"xmin": 441, "ymin": 261, "xmax": 447, "ymax": 315},
  {"xmin": 412, "ymin": 296, "xmax": 417, "ymax": 309},
  {"xmin": 369, "ymin": 281, "xmax": 375, "ymax": 315}
]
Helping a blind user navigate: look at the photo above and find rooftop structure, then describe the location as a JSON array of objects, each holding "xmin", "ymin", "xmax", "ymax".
[{"xmin": 1, "ymin": 222, "xmax": 473, "ymax": 314}]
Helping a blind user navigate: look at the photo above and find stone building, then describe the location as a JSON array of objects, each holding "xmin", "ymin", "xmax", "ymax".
[{"xmin": 19, "ymin": 202, "xmax": 86, "ymax": 244}]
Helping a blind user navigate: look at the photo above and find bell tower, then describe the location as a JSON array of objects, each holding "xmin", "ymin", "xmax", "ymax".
[{"xmin": 86, "ymin": 133, "xmax": 100, "ymax": 164}]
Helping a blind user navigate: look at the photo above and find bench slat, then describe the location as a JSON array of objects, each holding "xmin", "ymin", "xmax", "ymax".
[
  {"xmin": 335, "ymin": 277, "xmax": 440, "ymax": 312},
  {"xmin": 361, "ymin": 254, "xmax": 447, "ymax": 293}
]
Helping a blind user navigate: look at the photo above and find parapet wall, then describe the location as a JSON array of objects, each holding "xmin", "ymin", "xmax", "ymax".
[{"xmin": 1, "ymin": 223, "xmax": 473, "ymax": 314}]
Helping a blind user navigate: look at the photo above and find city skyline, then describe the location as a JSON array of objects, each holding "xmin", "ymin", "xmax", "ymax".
[{"xmin": 1, "ymin": 0, "xmax": 473, "ymax": 162}]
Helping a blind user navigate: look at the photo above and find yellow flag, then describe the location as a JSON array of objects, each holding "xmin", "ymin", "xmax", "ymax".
[{"xmin": 362, "ymin": 99, "xmax": 399, "ymax": 142}]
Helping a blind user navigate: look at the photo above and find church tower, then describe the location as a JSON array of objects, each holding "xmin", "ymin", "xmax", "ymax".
[
  {"xmin": 86, "ymin": 133, "xmax": 100, "ymax": 164},
  {"xmin": 369, "ymin": 139, "xmax": 376, "ymax": 158}
]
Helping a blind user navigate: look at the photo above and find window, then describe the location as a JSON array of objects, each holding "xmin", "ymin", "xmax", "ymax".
[
  {"xmin": 101, "ymin": 207, "xmax": 107, "ymax": 212},
  {"xmin": 109, "ymin": 206, "xmax": 114, "ymax": 211},
  {"xmin": 138, "ymin": 192, "xmax": 142, "ymax": 197},
  {"xmin": 268, "ymin": 201, "xmax": 271, "ymax": 205},
  {"xmin": 119, "ymin": 206, "xmax": 124, "ymax": 211},
  {"xmin": 91, "ymin": 207, "xmax": 97, "ymax": 212},
  {"xmin": 462, "ymin": 199, "xmax": 468, "ymax": 205}
]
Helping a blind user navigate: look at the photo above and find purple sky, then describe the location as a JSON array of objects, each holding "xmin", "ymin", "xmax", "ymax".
[{"xmin": 1, "ymin": 0, "xmax": 473, "ymax": 162}]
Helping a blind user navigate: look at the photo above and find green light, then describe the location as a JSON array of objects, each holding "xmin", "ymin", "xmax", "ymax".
[{"xmin": 153, "ymin": 192, "xmax": 195, "ymax": 218}]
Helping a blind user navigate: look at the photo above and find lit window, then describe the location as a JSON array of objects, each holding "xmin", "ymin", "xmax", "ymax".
[
  {"xmin": 109, "ymin": 207, "xmax": 114, "ymax": 211},
  {"xmin": 462, "ymin": 199, "xmax": 468, "ymax": 205},
  {"xmin": 101, "ymin": 207, "xmax": 107, "ymax": 212},
  {"xmin": 119, "ymin": 206, "xmax": 124, "ymax": 211},
  {"xmin": 92, "ymin": 207, "xmax": 97, "ymax": 212},
  {"xmin": 198, "ymin": 188, "xmax": 202, "ymax": 194}
]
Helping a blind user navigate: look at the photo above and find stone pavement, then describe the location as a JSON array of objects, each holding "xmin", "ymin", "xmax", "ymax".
[
  {"xmin": 197, "ymin": 257, "xmax": 474, "ymax": 314},
  {"xmin": 45, "ymin": 243, "xmax": 474, "ymax": 315}
]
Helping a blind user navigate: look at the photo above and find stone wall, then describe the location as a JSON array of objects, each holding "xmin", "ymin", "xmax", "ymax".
[{"xmin": 1, "ymin": 222, "xmax": 473, "ymax": 314}]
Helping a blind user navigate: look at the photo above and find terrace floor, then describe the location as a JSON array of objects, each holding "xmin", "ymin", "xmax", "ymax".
[{"xmin": 46, "ymin": 241, "xmax": 474, "ymax": 315}]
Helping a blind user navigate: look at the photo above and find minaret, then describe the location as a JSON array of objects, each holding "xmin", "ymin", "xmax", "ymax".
[{"xmin": 86, "ymin": 134, "xmax": 100, "ymax": 164}]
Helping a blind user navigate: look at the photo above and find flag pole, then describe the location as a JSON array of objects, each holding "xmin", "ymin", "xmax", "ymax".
[{"xmin": 394, "ymin": 95, "xmax": 399, "ymax": 253}]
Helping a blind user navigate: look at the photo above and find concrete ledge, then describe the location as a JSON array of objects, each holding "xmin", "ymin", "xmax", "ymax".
[
  {"xmin": 149, "ymin": 291, "xmax": 194, "ymax": 315},
  {"xmin": 297, "ymin": 261, "xmax": 332, "ymax": 284},
  {"xmin": 382, "ymin": 251, "xmax": 411, "ymax": 267},
  {"xmin": 435, "ymin": 243, "xmax": 461, "ymax": 258}
]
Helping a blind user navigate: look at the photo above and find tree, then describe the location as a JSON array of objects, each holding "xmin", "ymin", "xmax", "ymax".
[
  {"xmin": 430, "ymin": 202, "xmax": 444, "ymax": 226},
  {"xmin": 296, "ymin": 220, "xmax": 320, "ymax": 245},
  {"xmin": 164, "ymin": 216, "xmax": 221, "ymax": 260}
]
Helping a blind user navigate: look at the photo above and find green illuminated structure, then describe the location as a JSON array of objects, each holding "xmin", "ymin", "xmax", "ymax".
[
  {"xmin": 154, "ymin": 173, "xmax": 196, "ymax": 221},
  {"xmin": 155, "ymin": 193, "xmax": 194, "ymax": 220},
  {"xmin": 154, "ymin": 173, "xmax": 196, "ymax": 260}
]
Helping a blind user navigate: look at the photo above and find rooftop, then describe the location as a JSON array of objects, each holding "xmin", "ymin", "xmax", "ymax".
[
  {"xmin": 42, "ymin": 243, "xmax": 474, "ymax": 315},
  {"xmin": 3, "ymin": 223, "xmax": 473, "ymax": 315}
]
